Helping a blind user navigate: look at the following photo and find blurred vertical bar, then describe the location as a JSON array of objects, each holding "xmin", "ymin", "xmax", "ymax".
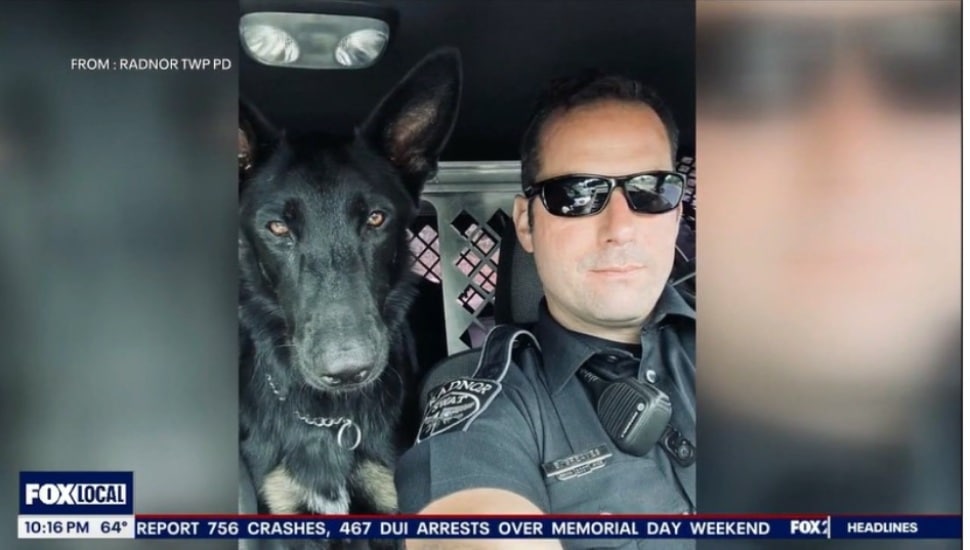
[
  {"xmin": 0, "ymin": 1, "xmax": 238, "ymax": 548},
  {"xmin": 696, "ymin": 1, "xmax": 961, "ymax": 548}
]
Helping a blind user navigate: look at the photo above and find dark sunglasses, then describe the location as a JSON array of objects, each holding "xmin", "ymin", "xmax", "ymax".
[
  {"xmin": 697, "ymin": 10, "xmax": 960, "ymax": 116},
  {"xmin": 525, "ymin": 171, "xmax": 686, "ymax": 217}
]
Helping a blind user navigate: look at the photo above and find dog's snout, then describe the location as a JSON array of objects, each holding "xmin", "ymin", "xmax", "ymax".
[{"xmin": 293, "ymin": 311, "xmax": 389, "ymax": 390}]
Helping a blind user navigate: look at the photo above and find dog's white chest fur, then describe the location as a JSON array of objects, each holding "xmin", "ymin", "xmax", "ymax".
[{"xmin": 261, "ymin": 465, "xmax": 349, "ymax": 515}]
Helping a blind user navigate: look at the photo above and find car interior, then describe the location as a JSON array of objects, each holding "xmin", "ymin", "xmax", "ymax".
[
  {"xmin": 238, "ymin": 0, "xmax": 695, "ymax": 522},
  {"xmin": 241, "ymin": 0, "xmax": 695, "ymax": 367}
]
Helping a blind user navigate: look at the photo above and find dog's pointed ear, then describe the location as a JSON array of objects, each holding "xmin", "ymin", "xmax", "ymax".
[
  {"xmin": 357, "ymin": 47, "xmax": 462, "ymax": 202},
  {"xmin": 239, "ymin": 98, "xmax": 280, "ymax": 183}
]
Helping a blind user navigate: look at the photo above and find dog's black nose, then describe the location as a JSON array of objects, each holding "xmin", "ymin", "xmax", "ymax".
[
  {"xmin": 306, "ymin": 340, "xmax": 383, "ymax": 388},
  {"xmin": 320, "ymin": 367, "xmax": 370, "ymax": 387}
]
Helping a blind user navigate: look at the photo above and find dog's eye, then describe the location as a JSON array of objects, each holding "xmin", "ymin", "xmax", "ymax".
[
  {"xmin": 366, "ymin": 210, "xmax": 386, "ymax": 228},
  {"xmin": 267, "ymin": 220, "xmax": 289, "ymax": 236}
]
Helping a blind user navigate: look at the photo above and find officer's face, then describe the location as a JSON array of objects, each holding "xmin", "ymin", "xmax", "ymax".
[{"xmin": 513, "ymin": 100, "xmax": 679, "ymax": 342}]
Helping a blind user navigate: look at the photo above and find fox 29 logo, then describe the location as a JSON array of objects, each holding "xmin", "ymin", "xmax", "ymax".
[
  {"xmin": 20, "ymin": 472, "xmax": 133, "ymax": 515},
  {"xmin": 790, "ymin": 518, "xmax": 831, "ymax": 537}
]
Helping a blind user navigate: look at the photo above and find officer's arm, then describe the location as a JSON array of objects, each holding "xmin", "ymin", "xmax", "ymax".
[{"xmin": 406, "ymin": 488, "xmax": 563, "ymax": 550}]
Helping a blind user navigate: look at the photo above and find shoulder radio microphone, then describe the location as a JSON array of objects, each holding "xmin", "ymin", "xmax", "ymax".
[{"xmin": 577, "ymin": 360, "xmax": 695, "ymax": 467}]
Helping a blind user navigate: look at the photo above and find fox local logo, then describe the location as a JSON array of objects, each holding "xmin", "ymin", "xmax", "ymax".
[
  {"xmin": 20, "ymin": 472, "xmax": 133, "ymax": 513},
  {"xmin": 25, "ymin": 483, "xmax": 127, "ymax": 506},
  {"xmin": 790, "ymin": 519, "xmax": 830, "ymax": 536}
]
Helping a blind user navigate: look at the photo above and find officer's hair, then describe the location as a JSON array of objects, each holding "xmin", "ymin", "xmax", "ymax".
[
  {"xmin": 520, "ymin": 71, "xmax": 678, "ymax": 230},
  {"xmin": 520, "ymin": 70, "xmax": 680, "ymax": 190}
]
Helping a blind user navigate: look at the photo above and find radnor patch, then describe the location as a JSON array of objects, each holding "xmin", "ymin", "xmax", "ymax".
[{"xmin": 416, "ymin": 377, "xmax": 501, "ymax": 443}]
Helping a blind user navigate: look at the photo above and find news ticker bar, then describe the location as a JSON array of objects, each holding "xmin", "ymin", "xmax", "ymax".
[{"xmin": 16, "ymin": 515, "xmax": 961, "ymax": 540}]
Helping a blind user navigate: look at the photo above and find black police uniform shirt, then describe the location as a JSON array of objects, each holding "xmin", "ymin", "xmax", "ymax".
[{"xmin": 395, "ymin": 284, "xmax": 696, "ymax": 550}]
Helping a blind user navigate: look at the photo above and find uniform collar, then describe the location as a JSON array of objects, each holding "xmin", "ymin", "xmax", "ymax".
[
  {"xmin": 534, "ymin": 284, "xmax": 695, "ymax": 395},
  {"xmin": 645, "ymin": 283, "xmax": 696, "ymax": 325}
]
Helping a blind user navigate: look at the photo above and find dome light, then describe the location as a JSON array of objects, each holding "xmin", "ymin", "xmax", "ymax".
[
  {"xmin": 241, "ymin": 24, "xmax": 300, "ymax": 65},
  {"xmin": 240, "ymin": 13, "xmax": 390, "ymax": 70},
  {"xmin": 335, "ymin": 28, "xmax": 388, "ymax": 68}
]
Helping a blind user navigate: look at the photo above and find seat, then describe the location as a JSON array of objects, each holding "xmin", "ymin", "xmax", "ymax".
[{"xmin": 493, "ymin": 213, "xmax": 543, "ymax": 327}]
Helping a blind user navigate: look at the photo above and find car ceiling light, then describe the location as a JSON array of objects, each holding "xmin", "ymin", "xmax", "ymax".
[
  {"xmin": 241, "ymin": 24, "xmax": 300, "ymax": 65},
  {"xmin": 335, "ymin": 28, "xmax": 388, "ymax": 68},
  {"xmin": 240, "ymin": 12, "xmax": 390, "ymax": 69}
]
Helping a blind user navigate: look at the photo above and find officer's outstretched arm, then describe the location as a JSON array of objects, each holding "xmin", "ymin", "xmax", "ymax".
[{"xmin": 405, "ymin": 488, "xmax": 564, "ymax": 550}]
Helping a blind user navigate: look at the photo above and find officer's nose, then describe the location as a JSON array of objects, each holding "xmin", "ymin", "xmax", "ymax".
[{"xmin": 600, "ymin": 188, "xmax": 637, "ymax": 244}]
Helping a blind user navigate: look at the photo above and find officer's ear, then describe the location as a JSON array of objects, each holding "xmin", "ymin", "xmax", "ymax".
[{"xmin": 513, "ymin": 195, "xmax": 535, "ymax": 253}]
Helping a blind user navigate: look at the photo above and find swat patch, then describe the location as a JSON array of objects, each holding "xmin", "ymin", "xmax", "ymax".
[{"xmin": 416, "ymin": 377, "xmax": 501, "ymax": 443}]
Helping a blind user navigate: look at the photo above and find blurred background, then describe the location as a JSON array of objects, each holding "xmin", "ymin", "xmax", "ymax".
[
  {"xmin": 696, "ymin": 1, "xmax": 961, "ymax": 548},
  {"xmin": 0, "ymin": 1, "xmax": 238, "ymax": 548},
  {"xmin": 0, "ymin": 0, "xmax": 962, "ymax": 549}
]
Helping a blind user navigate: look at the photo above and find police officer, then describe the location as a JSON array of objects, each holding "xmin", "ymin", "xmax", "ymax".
[{"xmin": 395, "ymin": 72, "xmax": 695, "ymax": 550}]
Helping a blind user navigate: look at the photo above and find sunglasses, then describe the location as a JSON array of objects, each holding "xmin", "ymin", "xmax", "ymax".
[{"xmin": 525, "ymin": 171, "xmax": 686, "ymax": 217}]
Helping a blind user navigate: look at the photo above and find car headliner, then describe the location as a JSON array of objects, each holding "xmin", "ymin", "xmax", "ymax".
[{"xmin": 240, "ymin": 0, "xmax": 695, "ymax": 161}]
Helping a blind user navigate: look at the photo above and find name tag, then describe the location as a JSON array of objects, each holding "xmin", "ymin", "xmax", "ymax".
[{"xmin": 542, "ymin": 445, "xmax": 613, "ymax": 481}]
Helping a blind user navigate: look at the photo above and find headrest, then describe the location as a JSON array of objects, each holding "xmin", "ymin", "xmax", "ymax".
[{"xmin": 494, "ymin": 214, "xmax": 542, "ymax": 325}]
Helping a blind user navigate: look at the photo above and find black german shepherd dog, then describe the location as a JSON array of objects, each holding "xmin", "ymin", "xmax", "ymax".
[{"xmin": 238, "ymin": 49, "xmax": 461, "ymax": 537}]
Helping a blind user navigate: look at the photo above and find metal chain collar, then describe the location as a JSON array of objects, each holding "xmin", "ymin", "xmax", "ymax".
[{"xmin": 265, "ymin": 374, "xmax": 362, "ymax": 450}]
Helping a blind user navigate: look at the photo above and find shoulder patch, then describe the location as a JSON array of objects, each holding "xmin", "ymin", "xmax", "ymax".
[
  {"xmin": 416, "ymin": 377, "xmax": 502, "ymax": 443},
  {"xmin": 416, "ymin": 327, "xmax": 540, "ymax": 444}
]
